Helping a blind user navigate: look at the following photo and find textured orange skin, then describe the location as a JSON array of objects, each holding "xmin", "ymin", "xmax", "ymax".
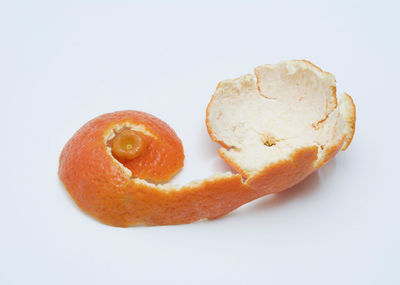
[
  {"xmin": 61, "ymin": 110, "xmax": 184, "ymax": 183},
  {"xmin": 247, "ymin": 146, "xmax": 320, "ymax": 195},
  {"xmin": 122, "ymin": 134, "xmax": 182, "ymax": 183},
  {"xmin": 59, "ymin": 110, "xmax": 255, "ymax": 227},
  {"xmin": 122, "ymin": 176, "xmax": 255, "ymax": 226}
]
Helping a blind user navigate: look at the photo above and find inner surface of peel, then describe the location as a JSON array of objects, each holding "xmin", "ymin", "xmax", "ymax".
[
  {"xmin": 130, "ymin": 171, "xmax": 239, "ymax": 192},
  {"xmin": 209, "ymin": 61, "xmax": 347, "ymax": 174}
]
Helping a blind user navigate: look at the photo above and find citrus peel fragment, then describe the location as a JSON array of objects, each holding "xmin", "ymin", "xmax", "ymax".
[
  {"xmin": 206, "ymin": 60, "xmax": 356, "ymax": 194},
  {"xmin": 59, "ymin": 60, "xmax": 356, "ymax": 227},
  {"xmin": 59, "ymin": 110, "xmax": 253, "ymax": 227}
]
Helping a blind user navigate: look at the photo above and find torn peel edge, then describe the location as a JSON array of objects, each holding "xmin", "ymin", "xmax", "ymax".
[
  {"xmin": 245, "ymin": 145, "xmax": 320, "ymax": 195},
  {"xmin": 314, "ymin": 135, "xmax": 346, "ymax": 169},
  {"xmin": 104, "ymin": 121, "xmax": 157, "ymax": 144},
  {"xmin": 118, "ymin": 172, "xmax": 256, "ymax": 226},
  {"xmin": 255, "ymin": 61, "xmax": 338, "ymax": 121},
  {"xmin": 312, "ymin": 92, "xmax": 355, "ymax": 165},
  {"xmin": 129, "ymin": 171, "xmax": 245, "ymax": 192},
  {"xmin": 312, "ymin": 87, "xmax": 339, "ymax": 130},
  {"xmin": 339, "ymin": 92, "xmax": 356, "ymax": 150}
]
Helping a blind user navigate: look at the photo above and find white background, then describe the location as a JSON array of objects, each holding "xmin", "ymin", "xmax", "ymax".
[{"xmin": 1, "ymin": 0, "xmax": 399, "ymax": 284}]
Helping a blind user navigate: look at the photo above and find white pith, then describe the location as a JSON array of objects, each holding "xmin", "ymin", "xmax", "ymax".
[{"xmin": 207, "ymin": 60, "xmax": 353, "ymax": 175}]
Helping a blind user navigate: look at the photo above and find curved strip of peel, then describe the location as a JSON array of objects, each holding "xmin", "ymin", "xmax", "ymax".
[
  {"xmin": 59, "ymin": 60, "xmax": 356, "ymax": 227},
  {"xmin": 59, "ymin": 110, "xmax": 254, "ymax": 227}
]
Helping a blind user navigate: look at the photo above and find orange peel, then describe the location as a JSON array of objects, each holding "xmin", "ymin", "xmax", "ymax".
[
  {"xmin": 206, "ymin": 60, "xmax": 356, "ymax": 194},
  {"xmin": 59, "ymin": 110, "xmax": 254, "ymax": 227},
  {"xmin": 59, "ymin": 60, "xmax": 356, "ymax": 227}
]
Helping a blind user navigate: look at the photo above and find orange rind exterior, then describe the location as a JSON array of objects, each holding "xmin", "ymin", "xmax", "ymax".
[{"xmin": 59, "ymin": 110, "xmax": 255, "ymax": 227}]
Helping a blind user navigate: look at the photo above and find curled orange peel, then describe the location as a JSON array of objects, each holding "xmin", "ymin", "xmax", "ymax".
[
  {"xmin": 59, "ymin": 110, "xmax": 254, "ymax": 227},
  {"xmin": 59, "ymin": 60, "xmax": 356, "ymax": 227}
]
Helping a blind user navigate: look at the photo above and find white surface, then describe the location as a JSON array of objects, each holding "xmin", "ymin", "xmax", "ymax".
[{"xmin": 0, "ymin": 1, "xmax": 399, "ymax": 284}]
